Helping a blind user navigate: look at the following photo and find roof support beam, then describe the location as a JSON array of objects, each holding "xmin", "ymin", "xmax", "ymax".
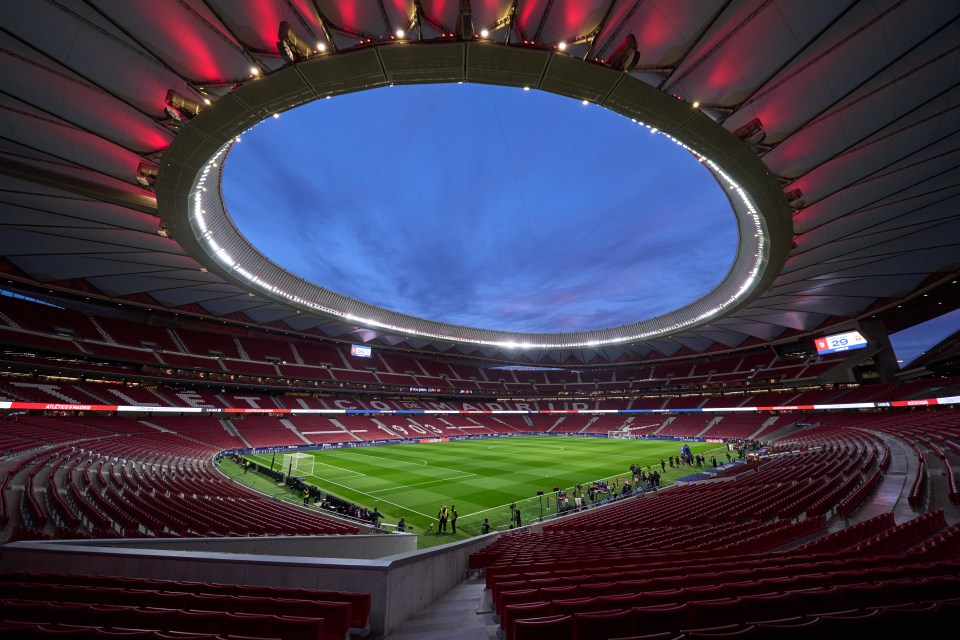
[
  {"xmin": 583, "ymin": 0, "xmax": 619, "ymax": 61},
  {"xmin": 0, "ymin": 156, "xmax": 156, "ymax": 215}
]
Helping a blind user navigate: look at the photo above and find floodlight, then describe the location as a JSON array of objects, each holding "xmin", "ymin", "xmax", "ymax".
[
  {"xmin": 733, "ymin": 118, "xmax": 765, "ymax": 144},
  {"xmin": 480, "ymin": 29, "xmax": 489, "ymax": 38},
  {"xmin": 277, "ymin": 21, "xmax": 312, "ymax": 63},
  {"xmin": 607, "ymin": 34, "xmax": 640, "ymax": 72},
  {"xmin": 136, "ymin": 163, "xmax": 158, "ymax": 187},
  {"xmin": 785, "ymin": 188, "xmax": 805, "ymax": 209},
  {"xmin": 164, "ymin": 90, "xmax": 202, "ymax": 122}
]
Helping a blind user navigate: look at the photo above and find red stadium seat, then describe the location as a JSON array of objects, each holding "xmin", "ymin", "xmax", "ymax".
[
  {"xmin": 632, "ymin": 603, "xmax": 690, "ymax": 635},
  {"xmin": 598, "ymin": 592, "xmax": 646, "ymax": 610},
  {"xmin": 742, "ymin": 592, "xmax": 793, "ymax": 623},
  {"xmin": 573, "ymin": 608, "xmax": 635, "ymax": 640},
  {"xmin": 502, "ymin": 601, "xmax": 551, "ymax": 640},
  {"xmin": 687, "ymin": 597, "xmax": 744, "ymax": 628},
  {"xmin": 514, "ymin": 614, "xmax": 574, "ymax": 640},
  {"xmin": 549, "ymin": 596, "xmax": 598, "ymax": 616},
  {"xmin": 755, "ymin": 617, "xmax": 821, "ymax": 640},
  {"xmin": 790, "ymin": 587, "xmax": 842, "ymax": 616},
  {"xmin": 34, "ymin": 626, "xmax": 97, "ymax": 639},
  {"xmin": 840, "ymin": 582, "xmax": 888, "ymax": 610},
  {"xmin": 875, "ymin": 602, "xmax": 942, "ymax": 634},
  {"xmin": 819, "ymin": 609, "xmax": 883, "ymax": 634},
  {"xmin": 685, "ymin": 625, "xmax": 757, "ymax": 639},
  {"xmin": 499, "ymin": 588, "xmax": 543, "ymax": 613}
]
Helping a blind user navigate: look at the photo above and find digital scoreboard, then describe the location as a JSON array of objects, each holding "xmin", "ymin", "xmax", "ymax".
[
  {"xmin": 814, "ymin": 330, "xmax": 867, "ymax": 355},
  {"xmin": 350, "ymin": 344, "xmax": 372, "ymax": 358}
]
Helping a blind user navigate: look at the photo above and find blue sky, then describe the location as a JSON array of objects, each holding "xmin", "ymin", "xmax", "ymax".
[{"xmin": 223, "ymin": 83, "xmax": 737, "ymax": 334}]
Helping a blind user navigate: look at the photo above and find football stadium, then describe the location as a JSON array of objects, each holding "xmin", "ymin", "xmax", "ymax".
[{"xmin": 1, "ymin": 1, "xmax": 960, "ymax": 638}]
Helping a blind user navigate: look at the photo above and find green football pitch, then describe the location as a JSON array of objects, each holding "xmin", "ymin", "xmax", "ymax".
[{"xmin": 249, "ymin": 436, "xmax": 724, "ymax": 547}]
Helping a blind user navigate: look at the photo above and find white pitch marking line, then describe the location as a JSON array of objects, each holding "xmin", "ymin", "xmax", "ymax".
[
  {"xmin": 331, "ymin": 450, "xmax": 476, "ymax": 478},
  {"xmin": 311, "ymin": 461, "xmax": 364, "ymax": 477},
  {"xmin": 367, "ymin": 473, "xmax": 477, "ymax": 495}
]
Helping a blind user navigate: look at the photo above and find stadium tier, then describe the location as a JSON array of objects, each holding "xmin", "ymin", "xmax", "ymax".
[{"xmin": 10, "ymin": 292, "xmax": 949, "ymax": 399}]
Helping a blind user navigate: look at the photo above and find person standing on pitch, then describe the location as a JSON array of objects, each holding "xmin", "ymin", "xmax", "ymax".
[
  {"xmin": 438, "ymin": 504, "xmax": 448, "ymax": 534},
  {"xmin": 450, "ymin": 504, "xmax": 458, "ymax": 534}
]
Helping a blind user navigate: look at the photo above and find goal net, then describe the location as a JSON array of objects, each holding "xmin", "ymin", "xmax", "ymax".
[{"xmin": 282, "ymin": 452, "xmax": 314, "ymax": 477}]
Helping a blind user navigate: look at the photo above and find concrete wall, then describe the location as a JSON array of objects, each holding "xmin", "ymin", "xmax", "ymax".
[
  {"xmin": 0, "ymin": 532, "xmax": 498, "ymax": 636},
  {"xmin": 62, "ymin": 532, "xmax": 417, "ymax": 559}
]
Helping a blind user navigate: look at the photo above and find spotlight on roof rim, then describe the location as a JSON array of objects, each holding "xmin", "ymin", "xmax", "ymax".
[
  {"xmin": 164, "ymin": 89, "xmax": 202, "ymax": 122},
  {"xmin": 277, "ymin": 21, "xmax": 312, "ymax": 63}
]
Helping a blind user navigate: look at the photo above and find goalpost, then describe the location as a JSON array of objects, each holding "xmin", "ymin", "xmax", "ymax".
[
  {"xmin": 608, "ymin": 431, "xmax": 643, "ymax": 440},
  {"xmin": 282, "ymin": 452, "xmax": 314, "ymax": 477}
]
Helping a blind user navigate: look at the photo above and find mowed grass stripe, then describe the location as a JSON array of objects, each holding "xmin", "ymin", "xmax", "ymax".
[{"xmin": 250, "ymin": 437, "xmax": 723, "ymax": 547}]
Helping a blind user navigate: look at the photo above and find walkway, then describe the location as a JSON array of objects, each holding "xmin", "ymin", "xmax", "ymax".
[
  {"xmin": 839, "ymin": 431, "xmax": 915, "ymax": 528},
  {"xmin": 376, "ymin": 577, "xmax": 498, "ymax": 640}
]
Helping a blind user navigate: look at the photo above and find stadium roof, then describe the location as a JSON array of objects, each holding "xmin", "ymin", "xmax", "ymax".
[{"xmin": 1, "ymin": 1, "xmax": 959, "ymax": 365}]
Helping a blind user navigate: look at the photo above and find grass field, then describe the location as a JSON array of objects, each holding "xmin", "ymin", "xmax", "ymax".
[{"xmin": 248, "ymin": 437, "xmax": 724, "ymax": 547}]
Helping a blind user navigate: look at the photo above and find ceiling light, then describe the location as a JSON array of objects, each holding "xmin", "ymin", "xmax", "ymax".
[
  {"xmin": 480, "ymin": 29, "xmax": 489, "ymax": 38},
  {"xmin": 558, "ymin": 42, "xmax": 567, "ymax": 51},
  {"xmin": 692, "ymin": 101, "xmax": 700, "ymax": 108},
  {"xmin": 582, "ymin": 99, "xmax": 589, "ymax": 105},
  {"xmin": 250, "ymin": 66, "xmax": 260, "ymax": 76},
  {"xmin": 395, "ymin": 29, "xmax": 405, "ymax": 39},
  {"xmin": 272, "ymin": 113, "xmax": 280, "ymax": 119},
  {"xmin": 317, "ymin": 42, "xmax": 326, "ymax": 52}
]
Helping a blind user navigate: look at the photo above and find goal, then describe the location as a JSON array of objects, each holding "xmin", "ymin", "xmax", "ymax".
[{"xmin": 282, "ymin": 452, "xmax": 314, "ymax": 477}]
